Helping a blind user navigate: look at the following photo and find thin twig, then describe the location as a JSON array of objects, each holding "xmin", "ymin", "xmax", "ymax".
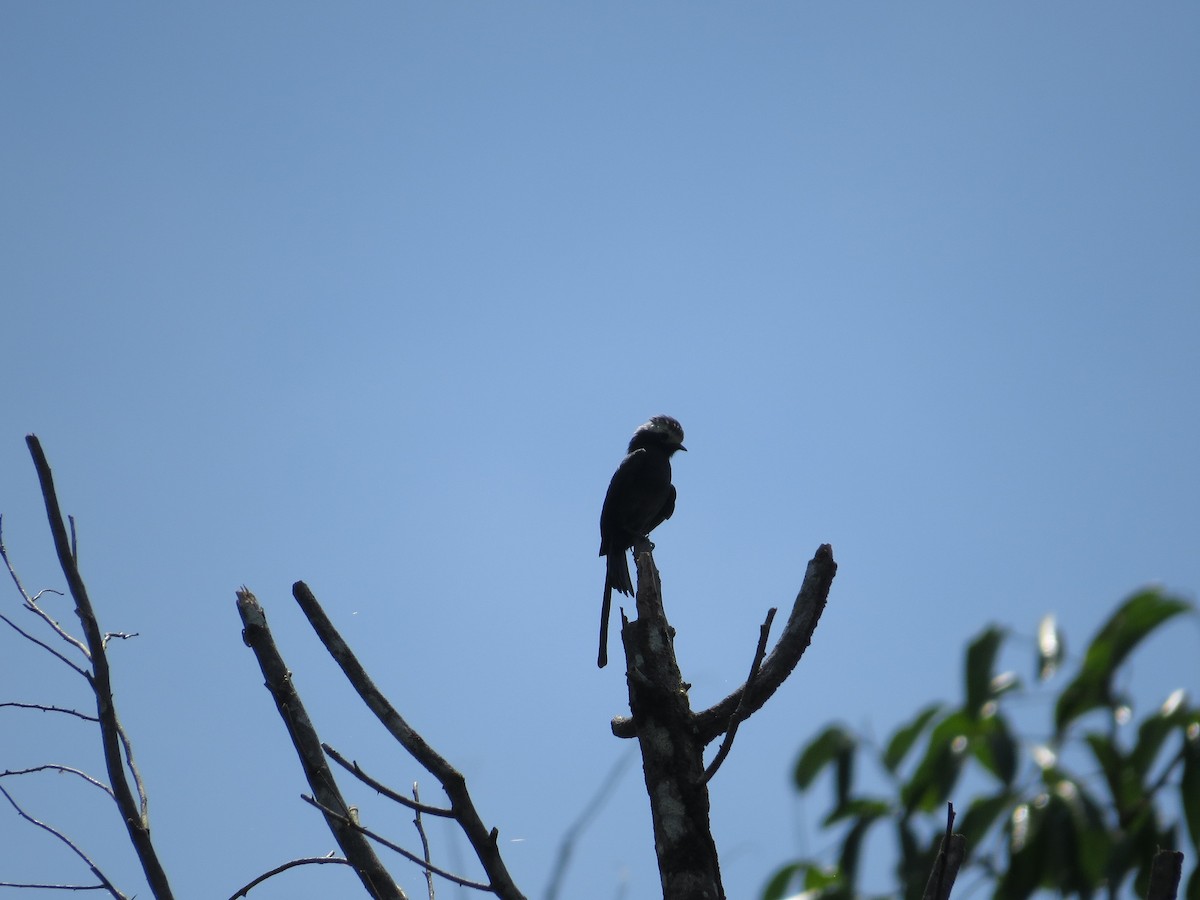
[
  {"xmin": 303, "ymin": 795, "xmax": 491, "ymax": 892},
  {"xmin": 0, "ymin": 784, "xmax": 128, "ymax": 900},
  {"xmin": 102, "ymin": 631, "xmax": 140, "ymax": 649},
  {"xmin": 413, "ymin": 784, "xmax": 435, "ymax": 900},
  {"xmin": 0, "ymin": 701, "xmax": 99, "ymax": 722},
  {"xmin": 0, "ymin": 882, "xmax": 109, "ymax": 891},
  {"xmin": 703, "ymin": 607, "xmax": 776, "ymax": 784},
  {"xmin": 225, "ymin": 854, "xmax": 353, "ymax": 900},
  {"xmin": 0, "ymin": 609, "xmax": 91, "ymax": 678},
  {"xmin": 1, "ymin": 514, "xmax": 91, "ymax": 661},
  {"xmin": 1, "ymin": 764, "xmax": 114, "ymax": 798},
  {"xmin": 115, "ymin": 721, "xmax": 149, "ymax": 822},
  {"xmin": 0, "ymin": 525, "xmax": 91, "ymax": 675},
  {"xmin": 323, "ymin": 744, "xmax": 454, "ymax": 817}
]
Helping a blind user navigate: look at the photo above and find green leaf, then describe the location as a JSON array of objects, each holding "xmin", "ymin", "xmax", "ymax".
[
  {"xmin": 762, "ymin": 862, "xmax": 805, "ymax": 900},
  {"xmin": 883, "ymin": 703, "xmax": 942, "ymax": 773},
  {"xmin": 999, "ymin": 800, "xmax": 1046, "ymax": 899},
  {"xmin": 1183, "ymin": 722, "xmax": 1200, "ymax": 853},
  {"xmin": 1130, "ymin": 689, "xmax": 1188, "ymax": 778},
  {"xmin": 803, "ymin": 864, "xmax": 842, "ymax": 891},
  {"xmin": 965, "ymin": 625, "xmax": 1006, "ymax": 717},
  {"xmin": 1036, "ymin": 613, "xmax": 1065, "ymax": 681},
  {"xmin": 838, "ymin": 806, "xmax": 888, "ymax": 889},
  {"xmin": 959, "ymin": 791, "xmax": 1017, "ymax": 849},
  {"xmin": 1054, "ymin": 588, "xmax": 1192, "ymax": 735},
  {"xmin": 971, "ymin": 713, "xmax": 1019, "ymax": 785},
  {"xmin": 901, "ymin": 711, "xmax": 972, "ymax": 814},
  {"xmin": 793, "ymin": 725, "xmax": 856, "ymax": 791},
  {"xmin": 1085, "ymin": 732, "xmax": 1142, "ymax": 821},
  {"xmin": 822, "ymin": 797, "xmax": 892, "ymax": 827}
]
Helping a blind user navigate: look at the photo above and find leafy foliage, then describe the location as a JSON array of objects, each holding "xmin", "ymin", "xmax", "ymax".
[{"xmin": 764, "ymin": 588, "xmax": 1199, "ymax": 900}]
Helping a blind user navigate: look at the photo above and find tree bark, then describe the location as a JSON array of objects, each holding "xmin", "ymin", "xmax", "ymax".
[{"xmin": 621, "ymin": 541, "xmax": 724, "ymax": 900}]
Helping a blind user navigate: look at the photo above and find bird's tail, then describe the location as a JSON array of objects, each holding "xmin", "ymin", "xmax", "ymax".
[
  {"xmin": 598, "ymin": 550, "xmax": 634, "ymax": 668},
  {"xmin": 606, "ymin": 549, "xmax": 634, "ymax": 597},
  {"xmin": 598, "ymin": 582, "xmax": 613, "ymax": 668}
]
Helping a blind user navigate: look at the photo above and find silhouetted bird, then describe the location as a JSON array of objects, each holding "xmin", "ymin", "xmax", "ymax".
[{"xmin": 597, "ymin": 415, "xmax": 686, "ymax": 668}]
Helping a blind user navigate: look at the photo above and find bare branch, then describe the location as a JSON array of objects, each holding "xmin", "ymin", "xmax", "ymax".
[
  {"xmin": 116, "ymin": 721, "xmax": 149, "ymax": 822},
  {"xmin": 303, "ymin": 795, "xmax": 490, "ymax": 893},
  {"xmin": 323, "ymin": 744, "xmax": 454, "ymax": 818},
  {"xmin": 0, "ymin": 608, "xmax": 92, "ymax": 679},
  {"xmin": 236, "ymin": 588, "xmax": 406, "ymax": 900},
  {"xmin": 0, "ymin": 701, "xmax": 99, "ymax": 722},
  {"xmin": 0, "ymin": 784, "xmax": 128, "ymax": 900},
  {"xmin": 292, "ymin": 580, "xmax": 526, "ymax": 900},
  {"xmin": 1, "ymin": 764, "xmax": 114, "ymax": 798},
  {"xmin": 101, "ymin": 631, "xmax": 140, "ymax": 649},
  {"xmin": 0, "ymin": 882, "xmax": 109, "ymax": 891},
  {"xmin": 225, "ymin": 854, "xmax": 353, "ymax": 900},
  {"xmin": 1, "ymin": 514, "xmax": 91, "ymax": 661},
  {"xmin": 25, "ymin": 435, "xmax": 174, "ymax": 899},
  {"xmin": 702, "ymin": 607, "xmax": 776, "ymax": 784},
  {"xmin": 1, "ymin": 520, "xmax": 90, "ymax": 674},
  {"xmin": 412, "ymin": 784, "xmax": 435, "ymax": 900}
]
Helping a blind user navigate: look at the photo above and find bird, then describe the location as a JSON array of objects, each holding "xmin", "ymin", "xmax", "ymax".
[{"xmin": 597, "ymin": 415, "xmax": 686, "ymax": 668}]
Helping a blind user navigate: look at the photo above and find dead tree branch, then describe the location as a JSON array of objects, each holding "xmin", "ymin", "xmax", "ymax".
[
  {"xmin": 0, "ymin": 784, "xmax": 128, "ymax": 899},
  {"xmin": 611, "ymin": 543, "xmax": 836, "ymax": 743},
  {"xmin": 302, "ymin": 794, "xmax": 491, "ymax": 892},
  {"xmin": 226, "ymin": 854, "xmax": 352, "ymax": 899},
  {"xmin": 702, "ymin": 607, "xmax": 776, "ymax": 784},
  {"xmin": 292, "ymin": 580, "xmax": 526, "ymax": 900},
  {"xmin": 235, "ymin": 588, "xmax": 405, "ymax": 900},
  {"xmin": 1, "ymin": 764, "xmax": 114, "ymax": 798},
  {"xmin": 24, "ymin": 435, "xmax": 174, "ymax": 899},
  {"xmin": 411, "ymin": 784, "xmax": 435, "ymax": 900},
  {"xmin": 323, "ymin": 744, "xmax": 454, "ymax": 817}
]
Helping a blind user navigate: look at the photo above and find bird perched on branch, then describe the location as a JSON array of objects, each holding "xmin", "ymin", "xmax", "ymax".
[{"xmin": 597, "ymin": 415, "xmax": 686, "ymax": 668}]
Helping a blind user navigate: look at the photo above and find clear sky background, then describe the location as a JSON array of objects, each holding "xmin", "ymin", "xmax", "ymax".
[{"xmin": 2, "ymin": 5, "xmax": 1197, "ymax": 899}]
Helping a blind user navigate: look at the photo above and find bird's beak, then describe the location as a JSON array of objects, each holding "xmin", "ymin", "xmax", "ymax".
[{"xmin": 678, "ymin": 445, "xmax": 688, "ymax": 452}]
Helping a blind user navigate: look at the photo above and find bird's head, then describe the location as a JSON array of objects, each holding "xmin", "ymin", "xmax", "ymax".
[{"xmin": 628, "ymin": 415, "xmax": 687, "ymax": 455}]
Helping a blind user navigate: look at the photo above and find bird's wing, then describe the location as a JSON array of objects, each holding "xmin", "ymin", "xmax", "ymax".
[
  {"xmin": 644, "ymin": 483, "xmax": 676, "ymax": 534},
  {"xmin": 599, "ymin": 448, "xmax": 649, "ymax": 550}
]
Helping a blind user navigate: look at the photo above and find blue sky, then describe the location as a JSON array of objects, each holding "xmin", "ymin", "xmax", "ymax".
[{"xmin": 2, "ymin": 4, "xmax": 1197, "ymax": 899}]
